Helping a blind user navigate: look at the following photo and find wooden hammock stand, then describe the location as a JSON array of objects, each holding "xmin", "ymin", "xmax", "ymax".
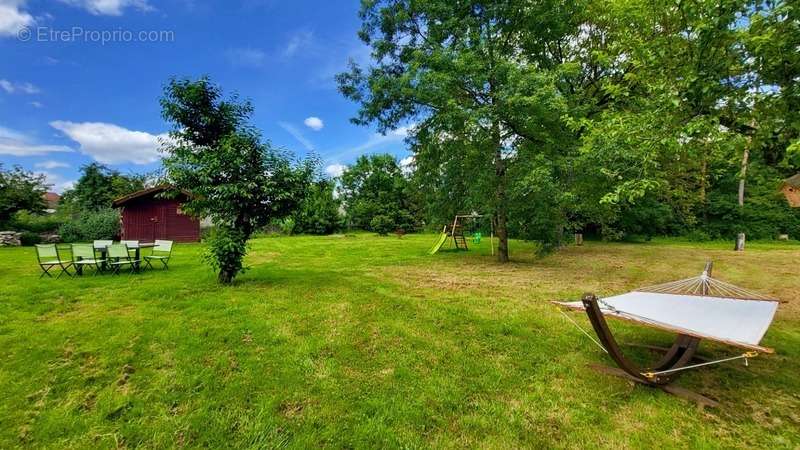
[{"xmin": 575, "ymin": 262, "xmax": 763, "ymax": 407}]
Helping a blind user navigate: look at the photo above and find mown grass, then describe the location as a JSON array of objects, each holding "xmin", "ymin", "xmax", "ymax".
[{"xmin": 0, "ymin": 234, "xmax": 798, "ymax": 449}]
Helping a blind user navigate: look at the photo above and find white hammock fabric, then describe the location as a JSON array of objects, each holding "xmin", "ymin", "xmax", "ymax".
[{"xmin": 556, "ymin": 273, "xmax": 779, "ymax": 353}]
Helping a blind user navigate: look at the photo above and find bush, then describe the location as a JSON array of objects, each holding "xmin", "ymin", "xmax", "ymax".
[
  {"xmin": 279, "ymin": 217, "xmax": 296, "ymax": 236},
  {"xmin": 58, "ymin": 209, "xmax": 120, "ymax": 242},
  {"xmin": 19, "ymin": 231, "xmax": 41, "ymax": 246},
  {"xmin": 9, "ymin": 210, "xmax": 66, "ymax": 233},
  {"xmin": 370, "ymin": 215, "xmax": 395, "ymax": 235},
  {"xmin": 685, "ymin": 229, "xmax": 711, "ymax": 242}
]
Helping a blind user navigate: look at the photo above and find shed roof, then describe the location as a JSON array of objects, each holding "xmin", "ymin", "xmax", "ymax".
[
  {"xmin": 784, "ymin": 173, "xmax": 800, "ymax": 188},
  {"xmin": 112, "ymin": 185, "xmax": 192, "ymax": 207}
]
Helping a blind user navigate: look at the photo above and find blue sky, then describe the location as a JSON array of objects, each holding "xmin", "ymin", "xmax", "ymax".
[{"xmin": 0, "ymin": 0, "xmax": 413, "ymax": 192}]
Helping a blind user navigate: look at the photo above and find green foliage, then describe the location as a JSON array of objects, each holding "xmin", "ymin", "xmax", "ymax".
[
  {"xmin": 340, "ymin": 154, "xmax": 418, "ymax": 233},
  {"xmin": 293, "ymin": 179, "xmax": 342, "ymax": 235},
  {"xmin": 60, "ymin": 163, "xmax": 147, "ymax": 212},
  {"xmin": 160, "ymin": 77, "xmax": 313, "ymax": 283},
  {"xmin": 338, "ymin": 0, "xmax": 591, "ymax": 260},
  {"xmin": 19, "ymin": 231, "xmax": 41, "ymax": 246},
  {"xmin": 202, "ymin": 226, "xmax": 249, "ymax": 278},
  {"xmin": 279, "ymin": 217, "xmax": 296, "ymax": 236},
  {"xmin": 8, "ymin": 210, "xmax": 66, "ymax": 233},
  {"xmin": 706, "ymin": 171, "xmax": 800, "ymax": 240},
  {"xmin": 369, "ymin": 215, "xmax": 394, "ymax": 236},
  {"xmin": 57, "ymin": 209, "xmax": 121, "ymax": 243},
  {"xmin": 0, "ymin": 164, "xmax": 47, "ymax": 226}
]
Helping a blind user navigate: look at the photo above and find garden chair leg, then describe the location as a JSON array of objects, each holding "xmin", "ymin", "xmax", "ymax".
[
  {"xmin": 39, "ymin": 265, "xmax": 53, "ymax": 278},
  {"xmin": 57, "ymin": 264, "xmax": 73, "ymax": 279}
]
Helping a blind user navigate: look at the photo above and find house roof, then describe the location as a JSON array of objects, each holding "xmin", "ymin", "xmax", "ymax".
[
  {"xmin": 42, "ymin": 192, "xmax": 60, "ymax": 209},
  {"xmin": 112, "ymin": 185, "xmax": 192, "ymax": 207},
  {"xmin": 784, "ymin": 173, "xmax": 800, "ymax": 188}
]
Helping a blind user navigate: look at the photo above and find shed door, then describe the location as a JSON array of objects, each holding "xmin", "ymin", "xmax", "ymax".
[{"xmin": 151, "ymin": 204, "xmax": 168, "ymax": 241}]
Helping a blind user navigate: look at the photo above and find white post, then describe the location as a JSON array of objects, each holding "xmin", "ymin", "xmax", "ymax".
[
  {"xmin": 734, "ymin": 233, "xmax": 746, "ymax": 252},
  {"xmin": 490, "ymin": 219, "xmax": 495, "ymax": 256}
]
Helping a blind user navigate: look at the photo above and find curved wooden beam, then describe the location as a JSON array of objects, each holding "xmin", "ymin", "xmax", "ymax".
[{"xmin": 581, "ymin": 293, "xmax": 700, "ymax": 385}]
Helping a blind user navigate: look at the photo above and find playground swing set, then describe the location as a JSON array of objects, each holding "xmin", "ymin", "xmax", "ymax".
[{"xmin": 428, "ymin": 213, "xmax": 495, "ymax": 255}]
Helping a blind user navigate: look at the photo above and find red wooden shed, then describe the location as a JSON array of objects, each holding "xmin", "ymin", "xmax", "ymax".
[{"xmin": 112, "ymin": 185, "xmax": 200, "ymax": 242}]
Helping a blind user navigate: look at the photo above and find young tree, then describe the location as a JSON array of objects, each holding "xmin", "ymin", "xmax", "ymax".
[
  {"xmin": 60, "ymin": 163, "xmax": 147, "ymax": 212},
  {"xmin": 338, "ymin": 1, "xmax": 572, "ymax": 261},
  {"xmin": 0, "ymin": 164, "xmax": 47, "ymax": 225},
  {"xmin": 160, "ymin": 77, "xmax": 312, "ymax": 283},
  {"xmin": 339, "ymin": 154, "xmax": 417, "ymax": 233}
]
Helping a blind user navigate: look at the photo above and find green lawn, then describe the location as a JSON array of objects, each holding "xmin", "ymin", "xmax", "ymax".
[{"xmin": 1, "ymin": 234, "xmax": 798, "ymax": 448}]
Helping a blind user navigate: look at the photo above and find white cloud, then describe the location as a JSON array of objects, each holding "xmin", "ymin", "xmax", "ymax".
[
  {"xmin": 325, "ymin": 163, "xmax": 346, "ymax": 178},
  {"xmin": 399, "ymin": 156, "xmax": 414, "ymax": 175},
  {"xmin": 36, "ymin": 171, "xmax": 74, "ymax": 193},
  {"xmin": 277, "ymin": 121, "xmax": 314, "ymax": 151},
  {"xmin": 0, "ymin": 126, "xmax": 73, "ymax": 156},
  {"xmin": 29, "ymin": 101, "xmax": 43, "ymax": 108},
  {"xmin": 35, "ymin": 160, "xmax": 70, "ymax": 169},
  {"xmin": 323, "ymin": 124, "xmax": 415, "ymax": 163},
  {"xmin": 304, "ymin": 116, "xmax": 324, "ymax": 131},
  {"xmin": 358, "ymin": 125, "xmax": 413, "ymax": 152},
  {"xmin": 226, "ymin": 48, "xmax": 266, "ymax": 68},
  {"xmin": 0, "ymin": 79, "xmax": 40, "ymax": 94},
  {"xmin": 284, "ymin": 30, "xmax": 313, "ymax": 57},
  {"xmin": 58, "ymin": 0, "xmax": 153, "ymax": 16},
  {"xmin": 0, "ymin": 0, "xmax": 34, "ymax": 37},
  {"xmin": 50, "ymin": 121, "xmax": 165, "ymax": 165}
]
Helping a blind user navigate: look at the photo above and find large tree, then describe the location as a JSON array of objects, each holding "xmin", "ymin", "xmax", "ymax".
[
  {"xmin": 60, "ymin": 163, "xmax": 147, "ymax": 212},
  {"xmin": 294, "ymin": 178, "xmax": 343, "ymax": 235},
  {"xmin": 160, "ymin": 77, "xmax": 313, "ymax": 283},
  {"xmin": 338, "ymin": 0, "xmax": 578, "ymax": 261},
  {"xmin": 573, "ymin": 0, "xmax": 800, "ymax": 239},
  {"xmin": 0, "ymin": 164, "xmax": 47, "ymax": 225},
  {"xmin": 339, "ymin": 154, "xmax": 418, "ymax": 234}
]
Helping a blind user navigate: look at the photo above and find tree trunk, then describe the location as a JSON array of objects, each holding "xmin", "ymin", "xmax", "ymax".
[
  {"xmin": 738, "ymin": 145, "xmax": 749, "ymax": 207},
  {"xmin": 700, "ymin": 150, "xmax": 708, "ymax": 224},
  {"xmin": 218, "ymin": 269, "xmax": 235, "ymax": 284},
  {"xmin": 493, "ymin": 126, "xmax": 509, "ymax": 263}
]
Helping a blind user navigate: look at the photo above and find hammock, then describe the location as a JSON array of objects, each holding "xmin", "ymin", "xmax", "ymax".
[{"xmin": 553, "ymin": 262, "xmax": 780, "ymax": 386}]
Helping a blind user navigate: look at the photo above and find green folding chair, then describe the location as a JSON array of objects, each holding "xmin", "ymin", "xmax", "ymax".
[
  {"xmin": 144, "ymin": 240, "xmax": 173, "ymax": 270},
  {"xmin": 107, "ymin": 243, "xmax": 140, "ymax": 275},
  {"xmin": 72, "ymin": 243, "xmax": 107, "ymax": 276},
  {"xmin": 121, "ymin": 240, "xmax": 139, "ymax": 257},
  {"xmin": 35, "ymin": 244, "xmax": 73, "ymax": 278},
  {"xmin": 472, "ymin": 232, "xmax": 482, "ymax": 244}
]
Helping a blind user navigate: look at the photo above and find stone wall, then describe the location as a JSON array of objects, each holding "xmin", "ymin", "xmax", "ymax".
[{"xmin": 0, "ymin": 231, "xmax": 22, "ymax": 247}]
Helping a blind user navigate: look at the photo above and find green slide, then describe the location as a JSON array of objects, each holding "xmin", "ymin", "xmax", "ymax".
[{"xmin": 428, "ymin": 233, "xmax": 448, "ymax": 255}]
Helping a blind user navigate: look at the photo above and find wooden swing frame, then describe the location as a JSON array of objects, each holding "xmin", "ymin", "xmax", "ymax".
[{"xmin": 448, "ymin": 213, "xmax": 495, "ymax": 255}]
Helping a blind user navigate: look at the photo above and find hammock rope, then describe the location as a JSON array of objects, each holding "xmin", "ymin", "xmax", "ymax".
[
  {"xmin": 637, "ymin": 274, "xmax": 775, "ymax": 301},
  {"xmin": 558, "ymin": 308, "xmax": 608, "ymax": 354},
  {"xmin": 641, "ymin": 351, "xmax": 759, "ymax": 379}
]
